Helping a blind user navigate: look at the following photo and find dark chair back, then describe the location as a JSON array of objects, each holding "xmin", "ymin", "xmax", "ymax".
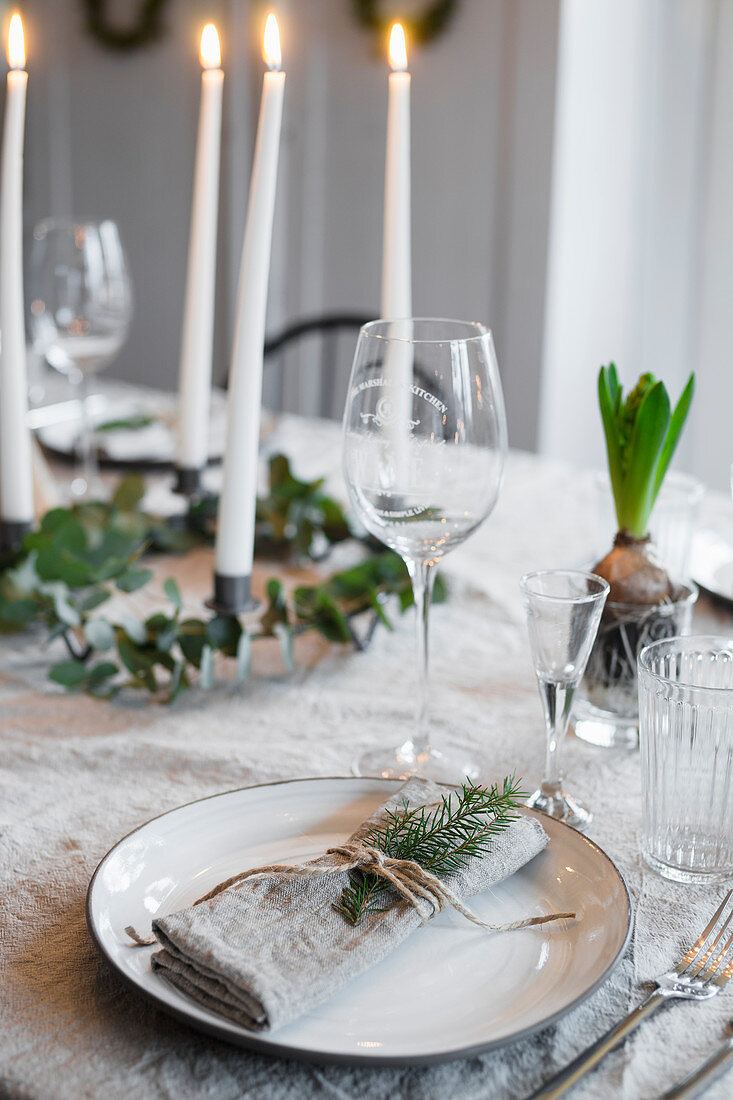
[{"xmin": 263, "ymin": 313, "xmax": 374, "ymax": 419}]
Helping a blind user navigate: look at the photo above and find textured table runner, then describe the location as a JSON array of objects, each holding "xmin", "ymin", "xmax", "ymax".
[{"xmin": 1, "ymin": 414, "xmax": 732, "ymax": 1099}]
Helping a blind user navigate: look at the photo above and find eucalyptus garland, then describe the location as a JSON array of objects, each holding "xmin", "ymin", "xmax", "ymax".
[
  {"xmin": 351, "ymin": 0, "xmax": 460, "ymax": 45},
  {"xmin": 82, "ymin": 0, "xmax": 169, "ymax": 52},
  {"xmin": 0, "ymin": 455, "xmax": 444, "ymax": 703}
]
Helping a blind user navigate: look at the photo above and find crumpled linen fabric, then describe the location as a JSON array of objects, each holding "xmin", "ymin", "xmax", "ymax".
[{"xmin": 1, "ymin": 414, "xmax": 732, "ymax": 1099}]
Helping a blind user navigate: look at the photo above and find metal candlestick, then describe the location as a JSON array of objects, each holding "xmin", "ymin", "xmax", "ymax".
[
  {"xmin": 0, "ymin": 518, "xmax": 32, "ymax": 553},
  {"xmin": 207, "ymin": 571, "xmax": 261, "ymax": 617}
]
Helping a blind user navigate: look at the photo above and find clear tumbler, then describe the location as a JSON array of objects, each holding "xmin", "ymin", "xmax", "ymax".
[{"xmin": 638, "ymin": 635, "xmax": 733, "ymax": 884}]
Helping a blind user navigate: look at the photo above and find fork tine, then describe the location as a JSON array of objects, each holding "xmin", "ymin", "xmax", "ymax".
[
  {"xmin": 700, "ymin": 929, "xmax": 733, "ymax": 989},
  {"xmin": 684, "ymin": 909, "xmax": 733, "ymax": 979},
  {"xmin": 678, "ymin": 889, "xmax": 733, "ymax": 972}
]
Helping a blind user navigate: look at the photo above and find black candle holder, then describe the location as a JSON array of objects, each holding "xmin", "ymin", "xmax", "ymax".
[
  {"xmin": 0, "ymin": 518, "xmax": 32, "ymax": 554},
  {"xmin": 173, "ymin": 465, "xmax": 204, "ymax": 501},
  {"xmin": 207, "ymin": 572, "xmax": 261, "ymax": 617}
]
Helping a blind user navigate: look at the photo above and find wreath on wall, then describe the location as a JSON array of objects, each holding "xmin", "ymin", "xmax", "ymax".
[
  {"xmin": 83, "ymin": 1, "xmax": 461, "ymax": 52},
  {"xmin": 351, "ymin": 0, "xmax": 460, "ymax": 45},
  {"xmin": 82, "ymin": 0, "xmax": 169, "ymax": 52}
]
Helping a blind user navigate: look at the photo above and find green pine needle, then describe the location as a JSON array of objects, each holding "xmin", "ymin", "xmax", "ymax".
[{"xmin": 335, "ymin": 776, "xmax": 525, "ymax": 926}]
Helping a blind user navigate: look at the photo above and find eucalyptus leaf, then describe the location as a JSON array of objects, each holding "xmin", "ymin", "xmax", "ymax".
[
  {"xmin": 178, "ymin": 618, "xmax": 206, "ymax": 666},
  {"xmin": 120, "ymin": 615, "xmax": 147, "ymax": 645},
  {"xmin": 52, "ymin": 588, "xmax": 81, "ymax": 628},
  {"xmin": 235, "ymin": 632, "xmax": 252, "ymax": 682},
  {"xmin": 163, "ymin": 577, "xmax": 183, "ymax": 612},
  {"xmin": 85, "ymin": 618, "xmax": 115, "ymax": 652},
  {"xmin": 199, "ymin": 644, "xmax": 215, "ymax": 689},
  {"xmin": 205, "ymin": 614, "xmax": 241, "ymax": 654},
  {"xmin": 49, "ymin": 659, "xmax": 91, "ymax": 688},
  {"xmin": 116, "ymin": 567, "xmax": 154, "ymax": 593},
  {"xmin": 112, "ymin": 474, "xmax": 146, "ymax": 512},
  {"xmin": 117, "ymin": 633, "xmax": 155, "ymax": 673},
  {"xmin": 97, "ymin": 413, "xmax": 155, "ymax": 433},
  {"xmin": 79, "ymin": 586, "xmax": 111, "ymax": 612},
  {"xmin": 0, "ymin": 598, "xmax": 39, "ymax": 624},
  {"xmin": 273, "ymin": 622, "xmax": 295, "ymax": 672},
  {"xmin": 87, "ymin": 661, "xmax": 119, "ymax": 685}
]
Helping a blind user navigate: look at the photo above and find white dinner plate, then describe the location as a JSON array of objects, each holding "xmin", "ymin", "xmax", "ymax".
[
  {"xmin": 691, "ymin": 528, "xmax": 733, "ymax": 604},
  {"xmin": 34, "ymin": 394, "xmax": 227, "ymax": 469},
  {"xmin": 86, "ymin": 777, "xmax": 632, "ymax": 1066}
]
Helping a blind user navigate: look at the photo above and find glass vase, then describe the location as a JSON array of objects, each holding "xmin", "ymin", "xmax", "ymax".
[{"xmin": 574, "ymin": 582, "xmax": 698, "ymax": 748}]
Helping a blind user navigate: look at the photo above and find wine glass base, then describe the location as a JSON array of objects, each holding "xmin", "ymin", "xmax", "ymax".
[
  {"xmin": 526, "ymin": 786, "xmax": 592, "ymax": 832},
  {"xmin": 353, "ymin": 743, "xmax": 480, "ymax": 786}
]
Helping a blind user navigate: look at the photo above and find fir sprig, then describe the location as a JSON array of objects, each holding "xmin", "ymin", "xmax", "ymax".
[{"xmin": 336, "ymin": 776, "xmax": 525, "ymax": 926}]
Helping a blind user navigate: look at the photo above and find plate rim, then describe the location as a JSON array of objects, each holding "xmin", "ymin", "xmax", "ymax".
[
  {"xmin": 86, "ymin": 775, "xmax": 634, "ymax": 1068},
  {"xmin": 691, "ymin": 529, "xmax": 733, "ymax": 605}
]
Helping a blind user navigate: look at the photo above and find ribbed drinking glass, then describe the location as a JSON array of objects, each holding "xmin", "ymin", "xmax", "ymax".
[{"xmin": 638, "ymin": 635, "xmax": 733, "ymax": 883}]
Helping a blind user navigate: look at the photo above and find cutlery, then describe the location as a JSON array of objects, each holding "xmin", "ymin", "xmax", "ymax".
[
  {"xmin": 659, "ymin": 1027, "xmax": 733, "ymax": 1099},
  {"xmin": 528, "ymin": 889, "xmax": 733, "ymax": 1099}
]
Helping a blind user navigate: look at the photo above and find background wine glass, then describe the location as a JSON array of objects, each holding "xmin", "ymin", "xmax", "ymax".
[
  {"xmin": 343, "ymin": 318, "xmax": 507, "ymax": 783},
  {"xmin": 29, "ymin": 218, "xmax": 133, "ymax": 497}
]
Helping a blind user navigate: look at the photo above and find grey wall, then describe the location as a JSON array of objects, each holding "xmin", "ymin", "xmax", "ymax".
[{"xmin": 14, "ymin": 0, "xmax": 560, "ymax": 449}]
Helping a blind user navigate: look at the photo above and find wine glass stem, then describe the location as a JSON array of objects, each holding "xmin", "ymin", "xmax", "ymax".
[
  {"xmin": 540, "ymin": 678, "xmax": 575, "ymax": 794},
  {"xmin": 75, "ymin": 372, "xmax": 99, "ymax": 496},
  {"xmin": 407, "ymin": 559, "xmax": 436, "ymax": 754}
]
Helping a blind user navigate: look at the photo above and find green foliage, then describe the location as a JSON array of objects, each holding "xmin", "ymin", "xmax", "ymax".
[
  {"xmin": 96, "ymin": 413, "xmax": 156, "ymax": 433},
  {"xmin": 0, "ymin": 458, "xmax": 446, "ymax": 702},
  {"xmin": 336, "ymin": 777, "xmax": 525, "ymax": 926},
  {"xmin": 598, "ymin": 366, "xmax": 695, "ymax": 538},
  {"xmin": 255, "ymin": 454, "xmax": 351, "ymax": 559}
]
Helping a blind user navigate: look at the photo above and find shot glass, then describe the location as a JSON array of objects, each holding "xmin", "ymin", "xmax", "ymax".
[{"xmin": 638, "ymin": 635, "xmax": 733, "ymax": 884}]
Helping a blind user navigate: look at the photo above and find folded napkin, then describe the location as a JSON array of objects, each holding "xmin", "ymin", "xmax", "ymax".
[{"xmin": 151, "ymin": 777, "xmax": 550, "ymax": 1032}]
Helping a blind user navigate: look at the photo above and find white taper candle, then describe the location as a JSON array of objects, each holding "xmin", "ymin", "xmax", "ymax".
[
  {"xmin": 176, "ymin": 24, "xmax": 224, "ymax": 480},
  {"xmin": 382, "ymin": 24, "xmax": 413, "ymax": 486},
  {"xmin": 382, "ymin": 23, "xmax": 411, "ymax": 319},
  {"xmin": 0, "ymin": 13, "xmax": 33, "ymax": 530},
  {"xmin": 215, "ymin": 14, "xmax": 284, "ymax": 582}
]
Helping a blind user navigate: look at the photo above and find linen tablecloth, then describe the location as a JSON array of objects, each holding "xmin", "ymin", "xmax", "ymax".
[{"xmin": 2, "ymin": 414, "xmax": 732, "ymax": 1100}]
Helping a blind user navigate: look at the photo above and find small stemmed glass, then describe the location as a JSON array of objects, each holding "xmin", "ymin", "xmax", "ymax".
[{"xmin": 519, "ymin": 570, "xmax": 609, "ymax": 830}]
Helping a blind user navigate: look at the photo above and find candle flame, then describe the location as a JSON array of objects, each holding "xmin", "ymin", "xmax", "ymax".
[
  {"xmin": 389, "ymin": 23, "xmax": 407, "ymax": 72},
  {"xmin": 7, "ymin": 12, "xmax": 25, "ymax": 70},
  {"xmin": 199, "ymin": 24, "xmax": 221, "ymax": 69},
  {"xmin": 263, "ymin": 13, "xmax": 281, "ymax": 71}
]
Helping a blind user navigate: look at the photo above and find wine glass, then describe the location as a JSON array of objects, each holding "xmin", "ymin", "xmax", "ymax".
[
  {"xmin": 519, "ymin": 570, "xmax": 609, "ymax": 830},
  {"xmin": 29, "ymin": 218, "xmax": 133, "ymax": 497},
  {"xmin": 343, "ymin": 318, "xmax": 508, "ymax": 782}
]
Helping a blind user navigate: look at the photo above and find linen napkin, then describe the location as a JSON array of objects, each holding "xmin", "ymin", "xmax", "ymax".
[{"xmin": 151, "ymin": 777, "xmax": 550, "ymax": 1032}]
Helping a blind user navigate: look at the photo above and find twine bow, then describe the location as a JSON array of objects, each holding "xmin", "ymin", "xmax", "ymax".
[{"xmin": 126, "ymin": 840, "xmax": 574, "ymax": 946}]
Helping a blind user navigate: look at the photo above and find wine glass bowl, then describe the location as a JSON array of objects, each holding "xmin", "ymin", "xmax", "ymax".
[
  {"xmin": 29, "ymin": 217, "xmax": 133, "ymax": 496},
  {"xmin": 343, "ymin": 318, "xmax": 507, "ymax": 782}
]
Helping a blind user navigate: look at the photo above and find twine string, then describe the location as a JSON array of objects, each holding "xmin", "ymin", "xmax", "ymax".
[{"xmin": 126, "ymin": 840, "xmax": 575, "ymax": 946}]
